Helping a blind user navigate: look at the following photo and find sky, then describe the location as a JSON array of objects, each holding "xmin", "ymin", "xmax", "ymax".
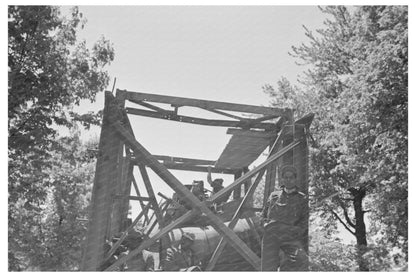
[{"xmin": 60, "ymin": 5, "xmax": 357, "ymax": 237}]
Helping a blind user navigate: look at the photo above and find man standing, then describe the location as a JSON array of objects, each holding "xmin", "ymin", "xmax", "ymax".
[
  {"xmin": 163, "ymin": 232, "xmax": 200, "ymax": 271},
  {"xmin": 261, "ymin": 165, "xmax": 308, "ymax": 271},
  {"xmin": 207, "ymin": 166, "xmax": 231, "ymax": 206}
]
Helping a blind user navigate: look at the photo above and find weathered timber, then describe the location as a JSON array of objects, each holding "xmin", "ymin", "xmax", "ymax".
[
  {"xmin": 81, "ymin": 92, "xmax": 124, "ymax": 271},
  {"xmin": 112, "ymin": 121, "xmax": 262, "ymax": 270},
  {"xmin": 126, "ymin": 107, "xmax": 277, "ymax": 130},
  {"xmin": 153, "ymin": 155, "xmax": 216, "ymax": 166},
  {"xmin": 119, "ymin": 89, "xmax": 291, "ymax": 117}
]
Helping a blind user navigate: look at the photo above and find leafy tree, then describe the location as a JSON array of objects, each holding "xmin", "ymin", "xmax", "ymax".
[
  {"xmin": 8, "ymin": 6, "xmax": 114, "ymax": 270},
  {"xmin": 263, "ymin": 6, "xmax": 407, "ymax": 271}
]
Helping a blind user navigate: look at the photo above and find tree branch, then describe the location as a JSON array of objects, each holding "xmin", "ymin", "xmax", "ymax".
[
  {"xmin": 331, "ymin": 209, "xmax": 356, "ymax": 236},
  {"xmin": 337, "ymin": 199, "xmax": 356, "ymax": 228}
]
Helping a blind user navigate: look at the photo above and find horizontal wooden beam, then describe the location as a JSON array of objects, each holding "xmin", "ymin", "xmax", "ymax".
[
  {"xmin": 112, "ymin": 122, "xmax": 261, "ymax": 270},
  {"xmin": 153, "ymin": 155, "xmax": 216, "ymax": 166},
  {"xmin": 118, "ymin": 89, "xmax": 290, "ymax": 117},
  {"xmin": 133, "ymin": 159, "xmax": 237, "ymax": 174},
  {"xmin": 126, "ymin": 107, "xmax": 277, "ymax": 130}
]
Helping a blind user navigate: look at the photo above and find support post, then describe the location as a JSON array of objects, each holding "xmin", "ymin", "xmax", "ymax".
[{"xmin": 81, "ymin": 92, "xmax": 124, "ymax": 271}]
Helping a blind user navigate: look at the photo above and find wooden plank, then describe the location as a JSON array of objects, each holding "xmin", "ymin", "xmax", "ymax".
[
  {"xmin": 119, "ymin": 89, "xmax": 290, "ymax": 116},
  {"xmin": 112, "ymin": 122, "xmax": 262, "ymax": 270},
  {"xmin": 209, "ymin": 139, "xmax": 302, "ymax": 204},
  {"xmin": 105, "ymin": 209, "xmax": 199, "ymax": 271},
  {"xmin": 202, "ymin": 107, "xmax": 245, "ymax": 120},
  {"xmin": 206, "ymin": 168, "xmax": 266, "ymax": 270},
  {"xmin": 154, "ymin": 155, "xmax": 216, "ymax": 166},
  {"xmin": 81, "ymin": 92, "xmax": 123, "ymax": 271},
  {"xmin": 128, "ymin": 97, "xmax": 174, "ymax": 113},
  {"xmin": 126, "ymin": 107, "xmax": 277, "ymax": 130}
]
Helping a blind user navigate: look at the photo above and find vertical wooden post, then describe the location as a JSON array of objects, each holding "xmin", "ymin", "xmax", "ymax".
[{"xmin": 81, "ymin": 92, "xmax": 124, "ymax": 271}]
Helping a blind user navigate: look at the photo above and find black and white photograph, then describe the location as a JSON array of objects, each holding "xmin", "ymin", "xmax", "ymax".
[{"xmin": 7, "ymin": 2, "xmax": 409, "ymax": 272}]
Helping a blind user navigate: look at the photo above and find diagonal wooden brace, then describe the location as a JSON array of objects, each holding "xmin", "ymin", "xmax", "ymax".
[{"xmin": 112, "ymin": 121, "xmax": 262, "ymax": 270}]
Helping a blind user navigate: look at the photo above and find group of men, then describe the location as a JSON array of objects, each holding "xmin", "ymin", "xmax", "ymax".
[{"xmin": 163, "ymin": 164, "xmax": 308, "ymax": 271}]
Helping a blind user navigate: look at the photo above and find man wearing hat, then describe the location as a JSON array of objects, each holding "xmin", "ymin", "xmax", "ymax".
[
  {"xmin": 207, "ymin": 166, "xmax": 232, "ymax": 206},
  {"xmin": 261, "ymin": 165, "xmax": 308, "ymax": 271},
  {"xmin": 163, "ymin": 232, "xmax": 200, "ymax": 271}
]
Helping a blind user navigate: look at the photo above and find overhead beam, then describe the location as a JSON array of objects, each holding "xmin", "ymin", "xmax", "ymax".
[
  {"xmin": 112, "ymin": 121, "xmax": 261, "ymax": 270},
  {"xmin": 153, "ymin": 155, "xmax": 216, "ymax": 166},
  {"xmin": 118, "ymin": 89, "xmax": 291, "ymax": 117},
  {"xmin": 126, "ymin": 107, "xmax": 277, "ymax": 130}
]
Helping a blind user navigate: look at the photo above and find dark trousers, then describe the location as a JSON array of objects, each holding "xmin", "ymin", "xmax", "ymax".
[{"xmin": 261, "ymin": 222, "xmax": 308, "ymax": 271}]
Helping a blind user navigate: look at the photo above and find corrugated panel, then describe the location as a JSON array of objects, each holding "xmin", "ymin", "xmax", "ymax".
[{"xmin": 215, "ymin": 129, "xmax": 276, "ymax": 169}]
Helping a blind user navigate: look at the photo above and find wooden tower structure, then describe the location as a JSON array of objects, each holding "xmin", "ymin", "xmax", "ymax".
[{"xmin": 80, "ymin": 89, "xmax": 313, "ymax": 271}]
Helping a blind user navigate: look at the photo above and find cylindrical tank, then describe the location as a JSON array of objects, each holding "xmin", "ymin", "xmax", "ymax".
[{"xmin": 157, "ymin": 216, "xmax": 263, "ymax": 271}]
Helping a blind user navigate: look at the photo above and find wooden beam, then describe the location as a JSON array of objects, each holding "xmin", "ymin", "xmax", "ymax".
[
  {"xmin": 126, "ymin": 107, "xmax": 277, "ymax": 130},
  {"xmin": 209, "ymin": 139, "xmax": 302, "ymax": 204},
  {"xmin": 202, "ymin": 107, "xmax": 246, "ymax": 120},
  {"xmin": 119, "ymin": 89, "xmax": 290, "ymax": 116},
  {"xmin": 206, "ymin": 168, "xmax": 266, "ymax": 270},
  {"xmin": 127, "ymin": 98, "xmax": 174, "ymax": 113},
  {"xmin": 81, "ymin": 92, "xmax": 124, "ymax": 271},
  {"xmin": 105, "ymin": 209, "xmax": 199, "ymax": 271},
  {"xmin": 153, "ymin": 155, "xmax": 216, "ymax": 166},
  {"xmin": 112, "ymin": 122, "xmax": 262, "ymax": 270}
]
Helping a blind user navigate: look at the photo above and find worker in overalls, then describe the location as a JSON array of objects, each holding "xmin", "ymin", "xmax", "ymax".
[{"xmin": 261, "ymin": 165, "xmax": 308, "ymax": 271}]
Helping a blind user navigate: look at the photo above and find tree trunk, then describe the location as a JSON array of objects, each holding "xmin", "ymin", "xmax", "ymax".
[{"xmin": 349, "ymin": 187, "xmax": 369, "ymax": 271}]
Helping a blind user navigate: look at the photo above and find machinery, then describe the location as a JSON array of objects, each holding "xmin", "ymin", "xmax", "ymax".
[{"xmin": 80, "ymin": 89, "xmax": 313, "ymax": 271}]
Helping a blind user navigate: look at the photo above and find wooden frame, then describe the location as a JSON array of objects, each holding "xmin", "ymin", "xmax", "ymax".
[{"xmin": 81, "ymin": 90, "xmax": 310, "ymax": 271}]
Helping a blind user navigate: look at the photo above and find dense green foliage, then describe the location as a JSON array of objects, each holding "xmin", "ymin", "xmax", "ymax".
[
  {"xmin": 264, "ymin": 6, "xmax": 407, "ymax": 271},
  {"xmin": 8, "ymin": 6, "xmax": 113, "ymax": 270}
]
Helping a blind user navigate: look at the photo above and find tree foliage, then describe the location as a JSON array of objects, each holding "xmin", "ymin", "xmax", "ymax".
[
  {"xmin": 263, "ymin": 6, "xmax": 407, "ymax": 271},
  {"xmin": 8, "ymin": 6, "xmax": 114, "ymax": 270}
]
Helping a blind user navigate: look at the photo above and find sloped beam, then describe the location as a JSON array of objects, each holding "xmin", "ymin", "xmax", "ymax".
[{"xmin": 112, "ymin": 121, "xmax": 261, "ymax": 270}]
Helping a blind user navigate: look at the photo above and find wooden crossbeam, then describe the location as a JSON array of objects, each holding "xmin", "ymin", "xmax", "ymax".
[
  {"xmin": 119, "ymin": 89, "xmax": 290, "ymax": 116},
  {"xmin": 105, "ymin": 209, "xmax": 199, "ymax": 271},
  {"xmin": 112, "ymin": 121, "xmax": 261, "ymax": 270},
  {"xmin": 209, "ymin": 139, "xmax": 302, "ymax": 204},
  {"xmin": 206, "ymin": 168, "xmax": 266, "ymax": 270},
  {"xmin": 127, "ymin": 98, "xmax": 174, "ymax": 113},
  {"xmin": 154, "ymin": 155, "xmax": 216, "ymax": 166},
  {"xmin": 126, "ymin": 107, "xmax": 277, "ymax": 130},
  {"xmin": 202, "ymin": 107, "xmax": 246, "ymax": 120}
]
